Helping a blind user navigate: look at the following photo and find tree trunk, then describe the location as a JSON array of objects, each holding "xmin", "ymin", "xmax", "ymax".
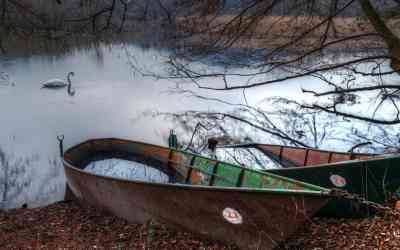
[
  {"xmin": 358, "ymin": 0, "xmax": 400, "ymax": 72},
  {"xmin": 392, "ymin": 46, "xmax": 400, "ymax": 71}
]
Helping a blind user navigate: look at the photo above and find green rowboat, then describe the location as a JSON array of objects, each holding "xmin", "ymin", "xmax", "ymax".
[{"xmin": 215, "ymin": 143, "xmax": 399, "ymax": 217}]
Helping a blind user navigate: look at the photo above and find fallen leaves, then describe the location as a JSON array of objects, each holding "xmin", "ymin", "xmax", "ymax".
[
  {"xmin": 284, "ymin": 212, "xmax": 400, "ymax": 250},
  {"xmin": 1, "ymin": 201, "xmax": 400, "ymax": 249},
  {"xmin": 0, "ymin": 201, "xmax": 234, "ymax": 250}
]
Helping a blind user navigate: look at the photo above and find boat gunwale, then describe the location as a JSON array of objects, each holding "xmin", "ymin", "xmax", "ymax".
[
  {"xmin": 62, "ymin": 138, "xmax": 332, "ymax": 197},
  {"xmin": 258, "ymin": 150, "xmax": 399, "ymax": 171},
  {"xmin": 216, "ymin": 143, "xmax": 399, "ymax": 170},
  {"xmin": 221, "ymin": 143, "xmax": 376, "ymax": 157},
  {"xmin": 174, "ymin": 152, "xmax": 331, "ymax": 192}
]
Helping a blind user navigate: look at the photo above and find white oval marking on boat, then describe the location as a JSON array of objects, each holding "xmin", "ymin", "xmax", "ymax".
[
  {"xmin": 330, "ymin": 174, "xmax": 347, "ymax": 187},
  {"xmin": 222, "ymin": 207, "xmax": 243, "ymax": 224}
]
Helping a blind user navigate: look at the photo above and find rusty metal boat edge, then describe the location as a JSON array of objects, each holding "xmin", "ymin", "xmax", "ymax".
[{"xmin": 62, "ymin": 138, "xmax": 333, "ymax": 250}]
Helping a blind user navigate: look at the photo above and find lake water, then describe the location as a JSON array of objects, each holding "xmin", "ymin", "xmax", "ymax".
[
  {"xmin": 0, "ymin": 42, "xmax": 397, "ymax": 209},
  {"xmin": 0, "ymin": 44, "xmax": 251, "ymax": 209}
]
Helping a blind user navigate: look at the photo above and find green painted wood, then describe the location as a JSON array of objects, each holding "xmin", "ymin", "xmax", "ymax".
[
  {"xmin": 264, "ymin": 155, "xmax": 400, "ymax": 217},
  {"xmin": 180, "ymin": 153, "xmax": 330, "ymax": 193},
  {"xmin": 215, "ymin": 163, "xmax": 242, "ymax": 187},
  {"xmin": 218, "ymin": 143, "xmax": 400, "ymax": 217}
]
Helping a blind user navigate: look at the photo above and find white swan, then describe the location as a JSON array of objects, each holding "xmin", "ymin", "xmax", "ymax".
[{"xmin": 42, "ymin": 72, "xmax": 75, "ymax": 96}]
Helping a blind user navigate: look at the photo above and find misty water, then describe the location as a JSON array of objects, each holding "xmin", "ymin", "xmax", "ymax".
[{"xmin": 0, "ymin": 42, "xmax": 397, "ymax": 209}]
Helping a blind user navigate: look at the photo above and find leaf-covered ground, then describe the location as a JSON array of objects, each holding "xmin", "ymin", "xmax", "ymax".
[
  {"xmin": 1, "ymin": 201, "xmax": 400, "ymax": 249},
  {"xmin": 285, "ymin": 213, "xmax": 400, "ymax": 250},
  {"xmin": 0, "ymin": 201, "xmax": 234, "ymax": 250}
]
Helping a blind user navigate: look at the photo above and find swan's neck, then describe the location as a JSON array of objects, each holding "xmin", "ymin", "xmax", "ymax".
[
  {"xmin": 67, "ymin": 74, "xmax": 72, "ymax": 93},
  {"xmin": 67, "ymin": 83, "xmax": 75, "ymax": 96}
]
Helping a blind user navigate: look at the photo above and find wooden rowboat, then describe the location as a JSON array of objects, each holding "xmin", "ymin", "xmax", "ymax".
[
  {"xmin": 215, "ymin": 143, "xmax": 400, "ymax": 217},
  {"xmin": 63, "ymin": 138, "xmax": 333, "ymax": 250}
]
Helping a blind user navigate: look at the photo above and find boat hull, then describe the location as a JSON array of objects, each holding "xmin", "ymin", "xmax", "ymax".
[
  {"xmin": 65, "ymin": 165, "xmax": 328, "ymax": 250},
  {"xmin": 268, "ymin": 157, "xmax": 400, "ymax": 217},
  {"xmin": 63, "ymin": 138, "xmax": 331, "ymax": 250},
  {"xmin": 218, "ymin": 144, "xmax": 400, "ymax": 217}
]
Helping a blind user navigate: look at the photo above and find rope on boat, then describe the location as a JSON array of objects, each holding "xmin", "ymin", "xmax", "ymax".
[{"xmin": 330, "ymin": 188, "xmax": 399, "ymax": 216}]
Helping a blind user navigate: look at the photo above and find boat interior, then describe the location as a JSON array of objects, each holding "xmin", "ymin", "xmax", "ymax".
[{"xmin": 63, "ymin": 138, "xmax": 329, "ymax": 193}]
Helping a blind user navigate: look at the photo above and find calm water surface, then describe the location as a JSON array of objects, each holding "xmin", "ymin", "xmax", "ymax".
[
  {"xmin": 0, "ymin": 44, "xmax": 251, "ymax": 209},
  {"xmin": 1, "ymin": 43, "xmax": 387, "ymax": 209}
]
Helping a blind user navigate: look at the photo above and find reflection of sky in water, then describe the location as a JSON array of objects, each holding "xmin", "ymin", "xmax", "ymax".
[
  {"xmin": 85, "ymin": 158, "xmax": 169, "ymax": 183},
  {"xmin": 0, "ymin": 43, "xmax": 398, "ymax": 209},
  {"xmin": 215, "ymin": 147, "xmax": 280, "ymax": 170},
  {"xmin": 0, "ymin": 44, "xmax": 245, "ymax": 153},
  {"xmin": 0, "ymin": 44, "xmax": 240, "ymax": 208}
]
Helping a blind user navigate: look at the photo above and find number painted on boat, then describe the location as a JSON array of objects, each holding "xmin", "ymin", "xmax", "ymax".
[
  {"xmin": 330, "ymin": 174, "xmax": 347, "ymax": 187},
  {"xmin": 222, "ymin": 207, "xmax": 243, "ymax": 224}
]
